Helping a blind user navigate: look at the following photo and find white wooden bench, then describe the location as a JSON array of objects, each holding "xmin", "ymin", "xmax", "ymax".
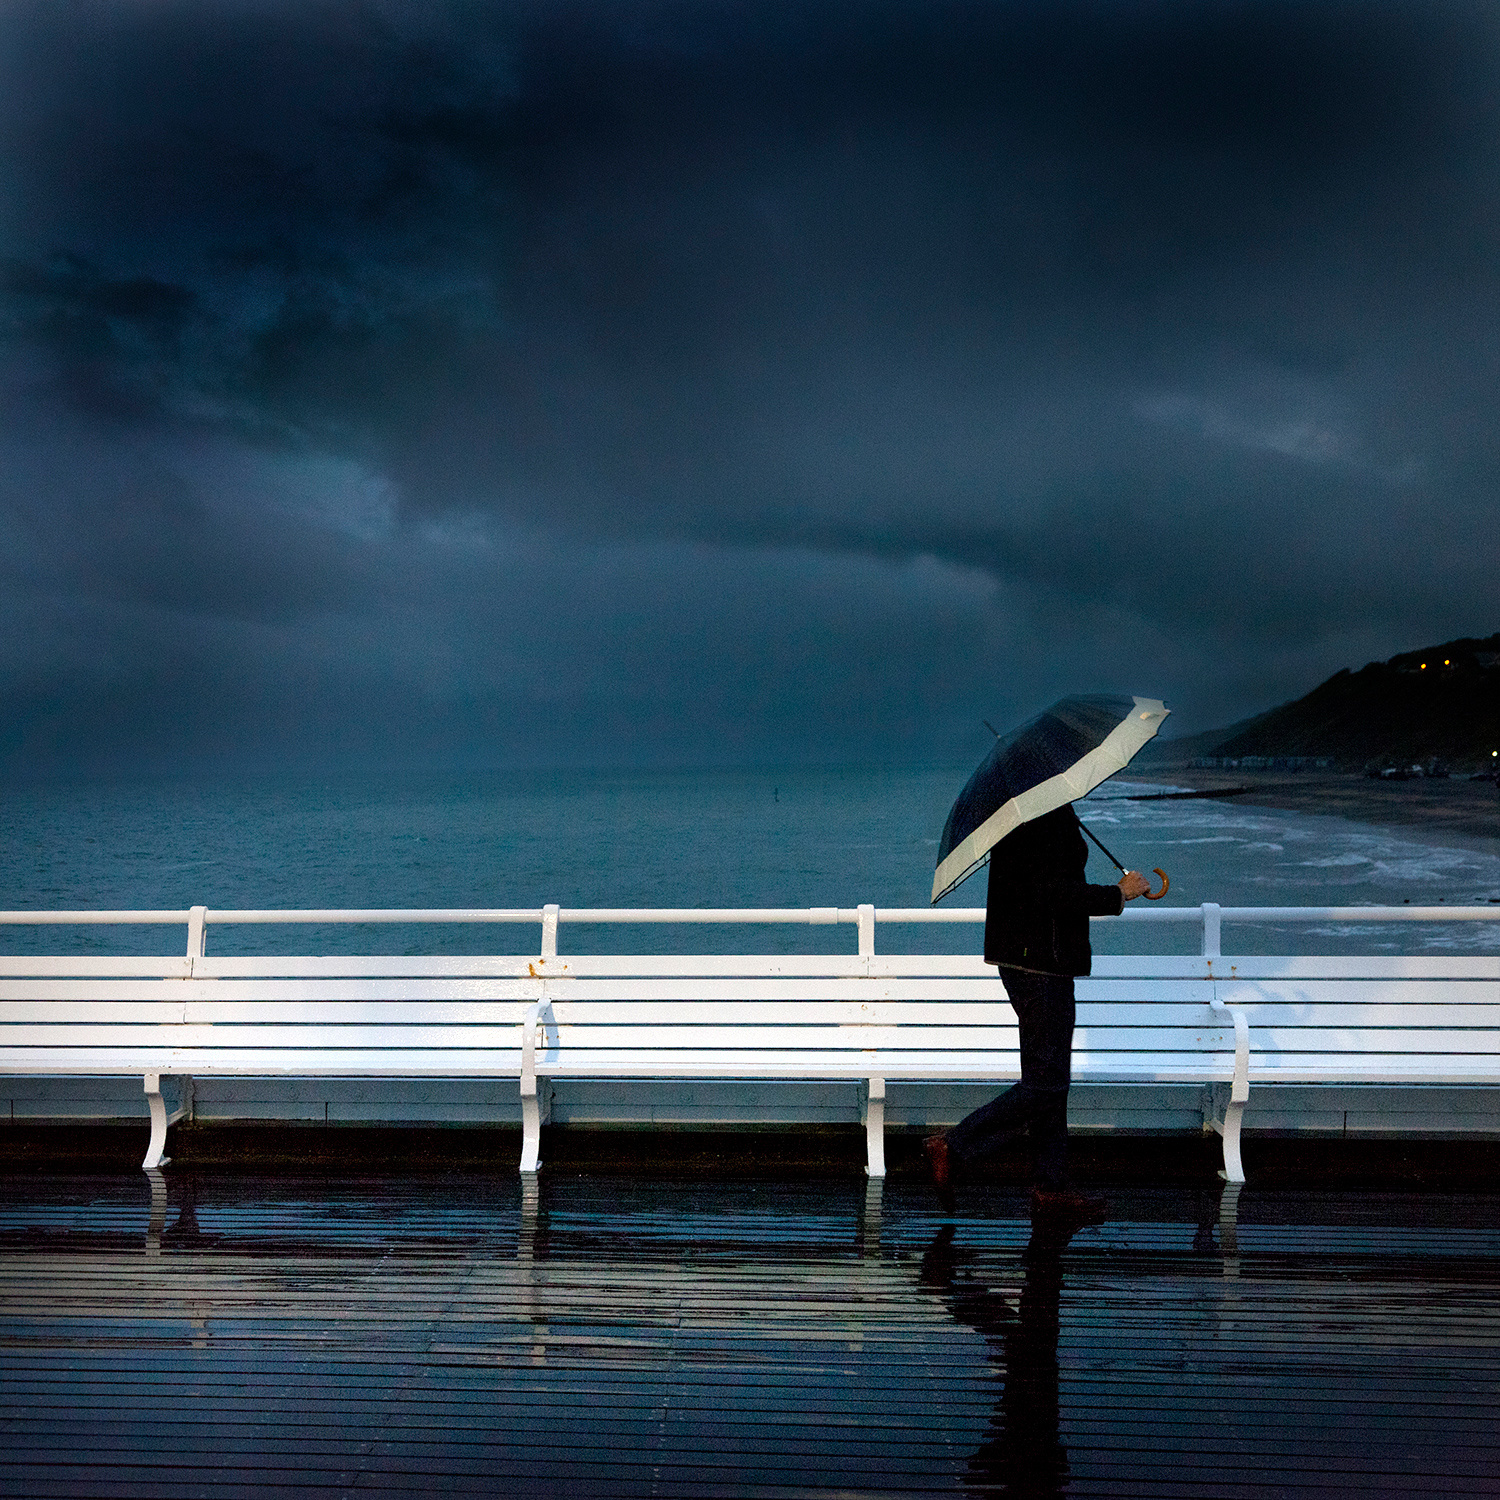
[{"xmin": 2, "ymin": 903, "xmax": 1496, "ymax": 1184}]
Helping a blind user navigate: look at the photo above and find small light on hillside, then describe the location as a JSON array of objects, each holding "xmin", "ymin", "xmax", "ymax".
[{"xmin": 1420, "ymin": 662, "xmax": 1427, "ymax": 669}]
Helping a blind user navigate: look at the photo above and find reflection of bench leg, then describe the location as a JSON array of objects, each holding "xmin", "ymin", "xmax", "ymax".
[
  {"xmin": 862, "ymin": 1077, "xmax": 886, "ymax": 1178},
  {"xmin": 1218, "ymin": 1181, "xmax": 1242, "ymax": 1280},
  {"xmin": 518, "ymin": 1174, "xmax": 540, "ymax": 1259},
  {"xmin": 1219, "ymin": 1181, "xmax": 1241, "ymax": 1256},
  {"xmin": 857, "ymin": 1176, "xmax": 883, "ymax": 1260},
  {"xmin": 145, "ymin": 1168, "xmax": 167, "ymax": 1257}
]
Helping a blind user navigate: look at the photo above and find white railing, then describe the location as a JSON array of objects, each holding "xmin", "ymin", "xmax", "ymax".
[{"xmin": 1, "ymin": 902, "xmax": 1497, "ymax": 960}]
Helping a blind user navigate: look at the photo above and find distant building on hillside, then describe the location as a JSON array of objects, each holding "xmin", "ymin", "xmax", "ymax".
[{"xmin": 1190, "ymin": 755, "xmax": 1334, "ymax": 771}]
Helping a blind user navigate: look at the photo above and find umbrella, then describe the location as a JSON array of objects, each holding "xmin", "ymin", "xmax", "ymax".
[{"xmin": 932, "ymin": 694, "xmax": 1170, "ymax": 903}]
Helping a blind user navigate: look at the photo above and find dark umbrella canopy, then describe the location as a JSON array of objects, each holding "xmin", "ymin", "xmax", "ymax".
[{"xmin": 932, "ymin": 695, "xmax": 1168, "ymax": 902}]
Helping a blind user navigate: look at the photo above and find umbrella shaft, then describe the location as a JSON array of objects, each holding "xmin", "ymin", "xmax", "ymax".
[{"xmin": 1080, "ymin": 822, "xmax": 1128, "ymax": 874}]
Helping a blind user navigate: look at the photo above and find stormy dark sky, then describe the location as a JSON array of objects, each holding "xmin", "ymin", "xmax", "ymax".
[{"xmin": 3, "ymin": 0, "xmax": 1498, "ymax": 773}]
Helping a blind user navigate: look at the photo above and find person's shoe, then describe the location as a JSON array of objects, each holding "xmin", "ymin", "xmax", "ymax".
[
  {"xmin": 923, "ymin": 1133, "xmax": 952, "ymax": 1188},
  {"xmin": 1029, "ymin": 1186, "xmax": 1107, "ymax": 1226},
  {"xmin": 923, "ymin": 1134, "xmax": 957, "ymax": 1213}
]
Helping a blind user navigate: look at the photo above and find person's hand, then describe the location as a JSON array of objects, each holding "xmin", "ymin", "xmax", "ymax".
[{"xmin": 1118, "ymin": 870, "xmax": 1152, "ymax": 901}]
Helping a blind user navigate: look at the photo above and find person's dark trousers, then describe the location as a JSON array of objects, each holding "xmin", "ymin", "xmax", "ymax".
[{"xmin": 945, "ymin": 967, "xmax": 1075, "ymax": 1190}]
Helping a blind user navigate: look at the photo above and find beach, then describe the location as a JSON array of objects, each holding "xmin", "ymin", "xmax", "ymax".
[{"xmin": 1127, "ymin": 767, "xmax": 1500, "ymax": 858}]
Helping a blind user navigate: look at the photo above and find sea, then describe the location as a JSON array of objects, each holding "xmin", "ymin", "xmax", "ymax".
[{"xmin": 2, "ymin": 766, "xmax": 1499, "ymax": 958}]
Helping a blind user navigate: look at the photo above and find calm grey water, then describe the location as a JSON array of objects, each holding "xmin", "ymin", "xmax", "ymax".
[{"xmin": 2, "ymin": 767, "xmax": 1498, "ymax": 956}]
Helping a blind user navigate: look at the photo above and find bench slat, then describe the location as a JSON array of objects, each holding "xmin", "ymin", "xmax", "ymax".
[
  {"xmin": 4, "ymin": 954, "xmax": 1496, "ymax": 981},
  {"xmin": 1206, "ymin": 955, "xmax": 1500, "ymax": 980},
  {"xmin": 7, "ymin": 996, "xmax": 1499, "ymax": 1026},
  {"xmin": 0, "ymin": 977, "xmax": 1194, "ymax": 1004},
  {"xmin": 0, "ymin": 1021, "xmax": 1238, "ymax": 1051},
  {"xmin": 0, "ymin": 1048, "xmax": 524, "ymax": 1074},
  {"xmin": 0, "ymin": 998, "xmax": 1243, "ymax": 1025},
  {"xmin": 1217, "ymin": 981, "xmax": 1500, "ymax": 1007},
  {"xmin": 1210, "ymin": 1004, "xmax": 1500, "ymax": 1025},
  {"xmin": 0, "ymin": 979, "xmax": 542, "ymax": 1002},
  {"xmin": 1243, "ymin": 1056, "xmax": 1500, "ymax": 1082},
  {"xmin": 21, "ymin": 1048, "xmax": 1483, "ymax": 1082},
  {"xmin": 0, "ymin": 958, "xmax": 193, "ymax": 979},
  {"xmin": 1241, "ymin": 1033, "xmax": 1500, "ymax": 1054},
  {"xmin": 2, "ymin": 979, "xmax": 1491, "ymax": 1014}
]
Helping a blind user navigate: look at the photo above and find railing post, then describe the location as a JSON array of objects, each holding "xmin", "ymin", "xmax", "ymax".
[
  {"xmin": 857, "ymin": 905, "xmax": 875, "ymax": 959},
  {"xmin": 540, "ymin": 905, "xmax": 559, "ymax": 960},
  {"xmin": 1201, "ymin": 903, "xmax": 1222, "ymax": 960},
  {"xmin": 186, "ymin": 906, "xmax": 207, "ymax": 960}
]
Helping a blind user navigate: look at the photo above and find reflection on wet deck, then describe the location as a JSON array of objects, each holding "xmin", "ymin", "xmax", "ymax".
[{"xmin": 1, "ymin": 1172, "xmax": 1497, "ymax": 1497}]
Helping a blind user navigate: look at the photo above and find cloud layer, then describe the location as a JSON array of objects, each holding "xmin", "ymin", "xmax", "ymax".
[{"xmin": 4, "ymin": 0, "xmax": 1498, "ymax": 772}]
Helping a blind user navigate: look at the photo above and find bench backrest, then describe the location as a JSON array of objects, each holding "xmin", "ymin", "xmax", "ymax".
[
  {"xmin": 2, "ymin": 952, "xmax": 1496, "ymax": 1082},
  {"xmin": 1206, "ymin": 957, "xmax": 1500, "ymax": 1083}
]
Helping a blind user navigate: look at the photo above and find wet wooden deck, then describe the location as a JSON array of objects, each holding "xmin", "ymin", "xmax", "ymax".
[{"xmin": 1, "ymin": 1171, "xmax": 1497, "ymax": 1497}]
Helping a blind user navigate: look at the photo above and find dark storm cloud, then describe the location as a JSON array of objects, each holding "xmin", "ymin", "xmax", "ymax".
[{"xmin": 3, "ymin": 0, "xmax": 1498, "ymax": 770}]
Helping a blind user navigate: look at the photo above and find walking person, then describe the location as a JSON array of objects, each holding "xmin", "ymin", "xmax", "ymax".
[{"xmin": 925, "ymin": 804, "xmax": 1150, "ymax": 1219}]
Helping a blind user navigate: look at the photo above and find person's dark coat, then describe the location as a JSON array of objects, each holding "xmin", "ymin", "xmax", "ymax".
[{"xmin": 983, "ymin": 805, "xmax": 1123, "ymax": 975}]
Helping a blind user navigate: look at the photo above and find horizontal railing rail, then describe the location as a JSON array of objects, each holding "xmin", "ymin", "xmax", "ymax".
[
  {"xmin": 6, "ymin": 906, "xmax": 1498, "ymax": 923},
  {"xmin": 1, "ymin": 902, "xmax": 1497, "ymax": 960}
]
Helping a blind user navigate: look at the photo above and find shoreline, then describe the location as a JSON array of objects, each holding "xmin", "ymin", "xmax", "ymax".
[{"xmin": 1122, "ymin": 768, "xmax": 1500, "ymax": 858}]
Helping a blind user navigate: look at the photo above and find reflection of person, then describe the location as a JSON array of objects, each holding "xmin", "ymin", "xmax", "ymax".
[
  {"xmin": 920, "ymin": 1215, "xmax": 1081, "ymax": 1499},
  {"xmin": 925, "ymin": 804, "xmax": 1149, "ymax": 1218}
]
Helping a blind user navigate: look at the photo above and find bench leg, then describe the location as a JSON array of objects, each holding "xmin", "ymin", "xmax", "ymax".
[
  {"xmin": 857, "ymin": 1176, "xmax": 883, "ymax": 1259},
  {"xmin": 143, "ymin": 1074, "xmax": 171, "ymax": 1170},
  {"xmin": 143, "ymin": 1074, "xmax": 194, "ymax": 1172},
  {"xmin": 1203, "ymin": 1084, "xmax": 1247, "ymax": 1185},
  {"xmin": 863, "ymin": 1078, "xmax": 886, "ymax": 1179}
]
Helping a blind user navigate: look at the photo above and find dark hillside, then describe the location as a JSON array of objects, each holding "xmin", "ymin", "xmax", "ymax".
[{"xmin": 1206, "ymin": 633, "xmax": 1500, "ymax": 769}]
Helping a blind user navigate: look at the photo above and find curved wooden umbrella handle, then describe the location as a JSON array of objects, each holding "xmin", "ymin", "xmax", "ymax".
[{"xmin": 1145, "ymin": 868, "xmax": 1170, "ymax": 900}]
